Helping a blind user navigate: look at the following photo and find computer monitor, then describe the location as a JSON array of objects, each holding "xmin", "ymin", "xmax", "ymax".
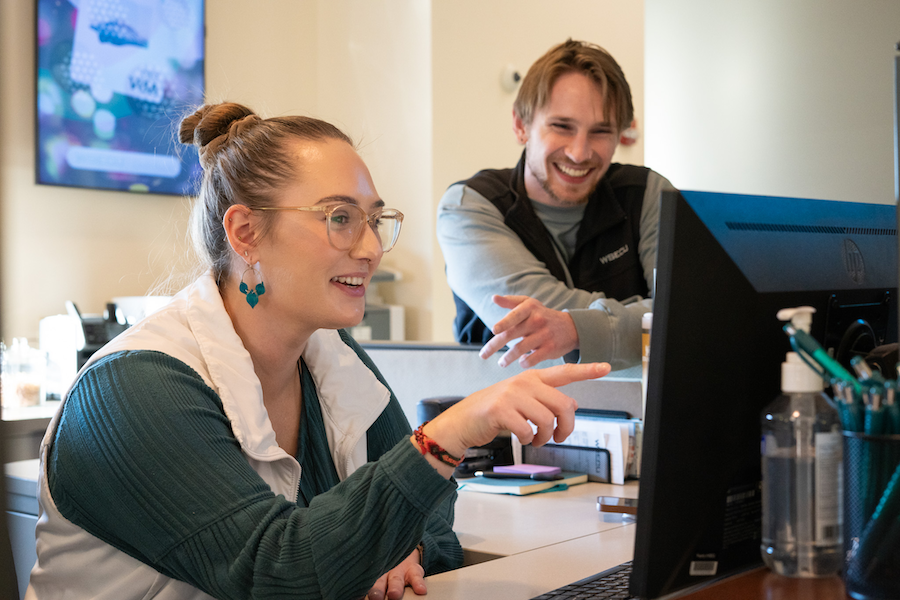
[{"xmin": 630, "ymin": 190, "xmax": 897, "ymax": 598}]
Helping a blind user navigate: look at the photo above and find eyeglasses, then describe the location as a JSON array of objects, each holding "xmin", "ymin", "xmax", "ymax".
[{"xmin": 255, "ymin": 203, "xmax": 404, "ymax": 252}]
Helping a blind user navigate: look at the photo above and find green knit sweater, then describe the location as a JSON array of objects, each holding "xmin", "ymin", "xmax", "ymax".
[{"xmin": 47, "ymin": 331, "xmax": 462, "ymax": 600}]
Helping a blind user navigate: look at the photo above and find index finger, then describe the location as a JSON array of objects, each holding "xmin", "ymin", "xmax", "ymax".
[
  {"xmin": 491, "ymin": 294, "xmax": 531, "ymax": 310},
  {"xmin": 491, "ymin": 300, "xmax": 531, "ymax": 336},
  {"xmin": 535, "ymin": 362, "xmax": 611, "ymax": 388},
  {"xmin": 479, "ymin": 333, "xmax": 509, "ymax": 359},
  {"xmin": 479, "ymin": 309, "xmax": 527, "ymax": 359}
]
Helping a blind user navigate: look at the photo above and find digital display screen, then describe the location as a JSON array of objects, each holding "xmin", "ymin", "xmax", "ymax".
[{"xmin": 36, "ymin": 0, "xmax": 205, "ymax": 196}]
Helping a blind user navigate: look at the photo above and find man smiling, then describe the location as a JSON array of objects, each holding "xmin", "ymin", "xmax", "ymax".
[{"xmin": 437, "ymin": 39, "xmax": 675, "ymax": 371}]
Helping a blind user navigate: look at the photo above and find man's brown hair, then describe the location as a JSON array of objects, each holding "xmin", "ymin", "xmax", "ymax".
[{"xmin": 514, "ymin": 39, "xmax": 633, "ymax": 132}]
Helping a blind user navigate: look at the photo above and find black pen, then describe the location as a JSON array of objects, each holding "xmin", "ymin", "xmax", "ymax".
[{"xmin": 474, "ymin": 470, "xmax": 564, "ymax": 481}]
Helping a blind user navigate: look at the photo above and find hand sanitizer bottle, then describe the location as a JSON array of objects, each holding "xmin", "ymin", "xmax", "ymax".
[{"xmin": 760, "ymin": 306, "xmax": 842, "ymax": 577}]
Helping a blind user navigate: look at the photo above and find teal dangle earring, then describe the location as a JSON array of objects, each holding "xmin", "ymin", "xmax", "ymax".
[{"xmin": 239, "ymin": 265, "xmax": 266, "ymax": 308}]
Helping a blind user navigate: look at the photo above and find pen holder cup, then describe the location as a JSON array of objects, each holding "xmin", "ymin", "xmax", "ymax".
[{"xmin": 842, "ymin": 432, "xmax": 900, "ymax": 600}]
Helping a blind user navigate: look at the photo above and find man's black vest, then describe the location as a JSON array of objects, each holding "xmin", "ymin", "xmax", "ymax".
[{"xmin": 452, "ymin": 154, "xmax": 651, "ymax": 344}]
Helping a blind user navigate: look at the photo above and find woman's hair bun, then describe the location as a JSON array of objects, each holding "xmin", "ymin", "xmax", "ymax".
[{"xmin": 179, "ymin": 102, "xmax": 260, "ymax": 169}]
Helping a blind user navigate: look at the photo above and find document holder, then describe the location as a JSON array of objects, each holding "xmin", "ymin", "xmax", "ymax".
[{"xmin": 522, "ymin": 444, "xmax": 612, "ymax": 483}]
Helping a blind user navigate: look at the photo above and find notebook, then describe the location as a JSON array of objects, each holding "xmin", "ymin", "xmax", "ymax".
[{"xmin": 458, "ymin": 471, "xmax": 588, "ymax": 496}]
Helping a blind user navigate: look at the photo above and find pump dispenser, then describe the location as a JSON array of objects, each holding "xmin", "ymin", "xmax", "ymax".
[{"xmin": 760, "ymin": 306, "xmax": 842, "ymax": 577}]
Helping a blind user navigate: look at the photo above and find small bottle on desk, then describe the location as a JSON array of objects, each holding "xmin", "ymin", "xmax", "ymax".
[{"xmin": 760, "ymin": 306, "xmax": 842, "ymax": 577}]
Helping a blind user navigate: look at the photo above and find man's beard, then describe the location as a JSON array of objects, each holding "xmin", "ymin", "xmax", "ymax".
[
  {"xmin": 537, "ymin": 173, "xmax": 593, "ymax": 206},
  {"xmin": 527, "ymin": 152, "xmax": 597, "ymax": 206}
]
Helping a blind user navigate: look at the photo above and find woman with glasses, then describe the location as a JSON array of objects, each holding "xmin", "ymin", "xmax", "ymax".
[{"xmin": 27, "ymin": 102, "xmax": 610, "ymax": 600}]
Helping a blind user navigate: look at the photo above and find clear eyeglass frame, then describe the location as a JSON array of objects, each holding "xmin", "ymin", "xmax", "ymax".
[{"xmin": 255, "ymin": 203, "xmax": 404, "ymax": 252}]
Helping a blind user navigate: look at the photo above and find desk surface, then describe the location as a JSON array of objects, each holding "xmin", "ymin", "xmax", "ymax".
[
  {"xmin": 454, "ymin": 479, "xmax": 638, "ymax": 559},
  {"xmin": 8, "ymin": 462, "xmax": 848, "ymax": 599},
  {"xmin": 407, "ymin": 481, "xmax": 637, "ymax": 599},
  {"xmin": 408, "ymin": 481, "xmax": 849, "ymax": 600}
]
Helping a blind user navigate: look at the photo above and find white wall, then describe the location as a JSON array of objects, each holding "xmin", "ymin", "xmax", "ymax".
[{"xmin": 645, "ymin": 0, "xmax": 900, "ymax": 204}]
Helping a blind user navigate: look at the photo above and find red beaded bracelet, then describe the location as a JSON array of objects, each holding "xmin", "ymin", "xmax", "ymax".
[{"xmin": 413, "ymin": 422, "xmax": 463, "ymax": 467}]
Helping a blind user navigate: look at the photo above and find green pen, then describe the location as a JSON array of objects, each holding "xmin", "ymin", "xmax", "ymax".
[
  {"xmin": 852, "ymin": 355, "xmax": 887, "ymax": 385},
  {"xmin": 843, "ymin": 380, "xmax": 865, "ymax": 434},
  {"xmin": 784, "ymin": 324, "xmax": 861, "ymax": 394},
  {"xmin": 885, "ymin": 381, "xmax": 900, "ymax": 436},
  {"xmin": 831, "ymin": 380, "xmax": 860, "ymax": 433},
  {"xmin": 864, "ymin": 385, "xmax": 886, "ymax": 437},
  {"xmin": 863, "ymin": 385, "xmax": 886, "ymax": 517},
  {"xmin": 866, "ymin": 516, "xmax": 900, "ymax": 581},
  {"xmin": 785, "ymin": 323, "xmax": 866, "ymax": 433},
  {"xmin": 857, "ymin": 460, "xmax": 900, "ymax": 580}
]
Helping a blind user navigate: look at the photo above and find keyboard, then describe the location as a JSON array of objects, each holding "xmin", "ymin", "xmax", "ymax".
[{"xmin": 531, "ymin": 561, "xmax": 635, "ymax": 600}]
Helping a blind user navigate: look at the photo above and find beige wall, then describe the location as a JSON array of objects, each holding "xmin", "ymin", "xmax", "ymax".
[
  {"xmin": 0, "ymin": 0, "xmax": 647, "ymax": 343},
  {"xmin": 2, "ymin": 0, "xmax": 193, "ymax": 341},
  {"xmin": 206, "ymin": 1, "xmax": 318, "ymax": 115},
  {"xmin": 645, "ymin": 0, "xmax": 900, "ymax": 204},
  {"xmin": 313, "ymin": 0, "xmax": 433, "ymax": 340}
]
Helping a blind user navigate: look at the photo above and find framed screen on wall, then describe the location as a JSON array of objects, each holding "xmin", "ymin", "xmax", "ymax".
[{"xmin": 36, "ymin": 0, "xmax": 205, "ymax": 196}]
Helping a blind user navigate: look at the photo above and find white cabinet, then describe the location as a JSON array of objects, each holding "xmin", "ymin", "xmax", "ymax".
[{"xmin": 5, "ymin": 459, "xmax": 38, "ymax": 600}]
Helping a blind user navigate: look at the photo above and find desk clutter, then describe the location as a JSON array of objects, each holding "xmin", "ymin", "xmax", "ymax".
[
  {"xmin": 455, "ymin": 408, "xmax": 644, "ymax": 495},
  {"xmin": 422, "ymin": 396, "xmax": 644, "ymax": 492},
  {"xmin": 517, "ymin": 409, "xmax": 642, "ymax": 486},
  {"xmin": 459, "ymin": 468, "xmax": 588, "ymax": 496},
  {"xmin": 775, "ymin": 307, "xmax": 900, "ymax": 599},
  {"xmin": 0, "ymin": 297, "xmax": 171, "ymax": 409}
]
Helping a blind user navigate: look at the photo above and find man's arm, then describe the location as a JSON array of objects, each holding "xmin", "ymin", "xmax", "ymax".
[
  {"xmin": 437, "ymin": 172, "xmax": 675, "ymax": 369},
  {"xmin": 570, "ymin": 170, "xmax": 672, "ymax": 367},
  {"xmin": 437, "ymin": 183, "xmax": 606, "ymax": 325},
  {"xmin": 636, "ymin": 169, "xmax": 670, "ymax": 295}
]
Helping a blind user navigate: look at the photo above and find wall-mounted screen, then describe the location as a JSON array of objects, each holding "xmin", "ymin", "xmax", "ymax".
[{"xmin": 36, "ymin": 0, "xmax": 205, "ymax": 196}]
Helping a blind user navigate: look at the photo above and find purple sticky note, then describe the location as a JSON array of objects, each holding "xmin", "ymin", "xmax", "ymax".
[{"xmin": 494, "ymin": 464, "xmax": 562, "ymax": 476}]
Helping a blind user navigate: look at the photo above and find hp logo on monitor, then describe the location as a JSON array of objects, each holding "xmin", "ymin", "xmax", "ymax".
[{"xmin": 842, "ymin": 239, "xmax": 866, "ymax": 285}]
